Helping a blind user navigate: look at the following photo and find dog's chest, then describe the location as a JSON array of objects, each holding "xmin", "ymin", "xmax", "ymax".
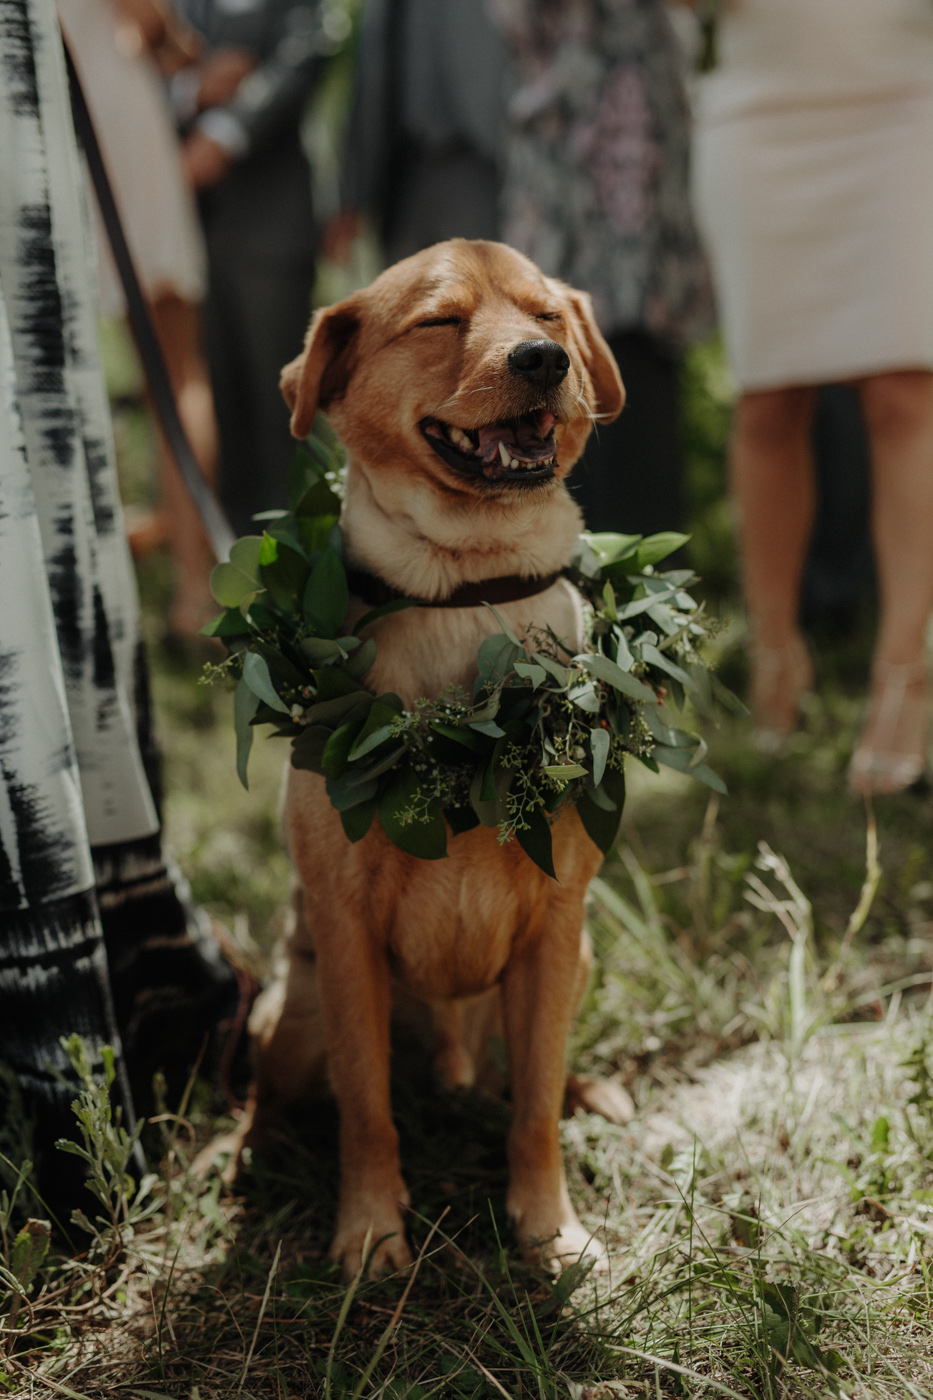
[
  {"xmin": 358, "ymin": 578, "xmax": 586, "ymax": 708},
  {"xmin": 381, "ymin": 831, "xmax": 558, "ymax": 999}
]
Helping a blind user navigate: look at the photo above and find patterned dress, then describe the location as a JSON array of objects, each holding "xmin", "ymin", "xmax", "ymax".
[{"xmin": 497, "ymin": 0, "xmax": 714, "ymax": 349}]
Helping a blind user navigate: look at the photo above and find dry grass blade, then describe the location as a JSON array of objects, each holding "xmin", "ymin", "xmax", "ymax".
[
  {"xmin": 349, "ymin": 1207, "xmax": 450, "ymax": 1399},
  {"xmin": 235, "ymin": 1237, "xmax": 281, "ymax": 1396},
  {"xmin": 608, "ymin": 1344, "xmax": 751, "ymax": 1400}
]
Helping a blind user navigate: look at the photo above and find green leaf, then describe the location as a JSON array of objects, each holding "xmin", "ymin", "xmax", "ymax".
[
  {"xmin": 325, "ymin": 772, "xmax": 379, "ymax": 811},
  {"xmin": 303, "ymin": 692, "xmax": 371, "ymax": 727},
  {"xmin": 629, "ymin": 532, "xmax": 689, "ymax": 570},
  {"xmin": 711, "ymin": 673, "xmax": 751, "ymax": 718},
  {"xmin": 314, "ymin": 667, "xmax": 367, "ymax": 701},
  {"xmin": 430, "ymin": 721, "xmax": 482, "ymax": 752},
  {"xmin": 590, "ymin": 727, "xmax": 610, "ymax": 785},
  {"xmin": 200, "ymin": 607, "xmax": 251, "ymax": 638},
  {"xmin": 354, "ymin": 743, "xmax": 407, "ymax": 783},
  {"xmin": 341, "ymin": 798, "xmax": 378, "ymax": 842},
  {"xmin": 643, "ymin": 706, "xmax": 696, "ymax": 748},
  {"xmin": 480, "ymin": 737, "xmax": 508, "ymax": 803},
  {"xmin": 242, "ymin": 652, "xmax": 289, "ymax": 713},
  {"xmin": 379, "ymin": 771, "xmax": 448, "ymax": 859},
  {"xmin": 575, "ymin": 653, "xmax": 656, "ymax": 702},
  {"xmin": 516, "ymin": 806, "xmax": 556, "ymax": 879},
  {"xmin": 469, "ymin": 768, "xmax": 508, "ymax": 828},
  {"xmin": 261, "ymin": 539, "xmax": 310, "ymax": 614},
  {"xmin": 577, "ymin": 766, "xmax": 625, "ymax": 855},
  {"xmin": 258, "ymin": 532, "xmax": 278, "ymax": 566},
  {"xmin": 294, "ymin": 477, "xmax": 342, "ymax": 520},
  {"xmin": 653, "ymin": 744, "xmax": 727, "ymax": 795},
  {"xmin": 299, "ymin": 636, "xmax": 348, "ymax": 665},
  {"xmin": 11, "ymin": 1218, "xmax": 50, "ymax": 1289},
  {"xmin": 613, "ymin": 629, "xmax": 635, "ymax": 670},
  {"xmin": 353, "ymin": 596, "xmax": 417, "ymax": 633},
  {"xmin": 568, "ymin": 681, "xmax": 601, "ymax": 713},
  {"xmin": 470, "ymin": 719, "xmax": 506, "ymax": 738},
  {"xmin": 531, "ymin": 652, "xmax": 573, "ymax": 687},
  {"xmin": 542, "ymin": 764, "xmax": 586, "ymax": 780},
  {"xmin": 303, "ymin": 545, "xmax": 349, "ymax": 639},
  {"xmin": 476, "ymin": 635, "xmax": 521, "ymax": 686},
  {"xmin": 234, "ymin": 679, "xmax": 260, "ymax": 788},
  {"xmin": 348, "ymin": 698, "xmax": 404, "ymax": 761},
  {"xmin": 514, "ymin": 660, "xmax": 547, "ymax": 686},
  {"xmin": 482, "ymin": 603, "xmax": 522, "ymax": 646},
  {"xmin": 290, "ymin": 725, "xmax": 331, "ymax": 772},
  {"xmin": 639, "ymin": 643, "xmax": 696, "ymax": 693},
  {"xmin": 345, "ymin": 636, "xmax": 377, "ymax": 678},
  {"xmin": 582, "ymin": 532, "xmax": 642, "ymax": 567},
  {"xmin": 322, "ymin": 716, "xmax": 368, "ymax": 778},
  {"xmin": 210, "ymin": 536, "xmax": 263, "ymax": 608}
]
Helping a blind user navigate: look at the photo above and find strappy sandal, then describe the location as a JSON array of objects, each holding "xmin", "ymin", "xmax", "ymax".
[
  {"xmin": 848, "ymin": 659, "xmax": 931, "ymax": 795},
  {"xmin": 750, "ymin": 634, "xmax": 814, "ymax": 755}
]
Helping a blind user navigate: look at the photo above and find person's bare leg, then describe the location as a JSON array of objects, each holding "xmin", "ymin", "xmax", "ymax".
[
  {"xmin": 730, "ymin": 386, "xmax": 816, "ymax": 738},
  {"xmin": 850, "ymin": 369, "xmax": 933, "ymax": 791},
  {"xmin": 149, "ymin": 293, "xmax": 219, "ymax": 638}
]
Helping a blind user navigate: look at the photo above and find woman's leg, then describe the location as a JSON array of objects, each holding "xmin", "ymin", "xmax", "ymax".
[
  {"xmin": 851, "ymin": 369, "xmax": 933, "ymax": 789},
  {"xmin": 149, "ymin": 293, "xmax": 219, "ymax": 637},
  {"xmin": 730, "ymin": 386, "xmax": 816, "ymax": 736}
]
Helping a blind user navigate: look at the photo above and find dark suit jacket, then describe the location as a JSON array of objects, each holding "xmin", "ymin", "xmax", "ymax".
[{"xmin": 177, "ymin": 0, "xmax": 342, "ymax": 263}]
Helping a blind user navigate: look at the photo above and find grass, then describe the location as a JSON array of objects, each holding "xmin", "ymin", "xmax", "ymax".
[{"xmin": 2, "ymin": 334, "xmax": 933, "ymax": 1397}]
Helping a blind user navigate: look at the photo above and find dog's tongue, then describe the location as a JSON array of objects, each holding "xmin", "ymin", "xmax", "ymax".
[{"xmin": 477, "ymin": 412, "xmax": 556, "ymax": 465}]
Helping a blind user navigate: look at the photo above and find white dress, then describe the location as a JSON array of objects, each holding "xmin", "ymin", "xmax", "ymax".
[
  {"xmin": 692, "ymin": 0, "xmax": 933, "ymax": 391},
  {"xmin": 58, "ymin": 0, "xmax": 206, "ymax": 316}
]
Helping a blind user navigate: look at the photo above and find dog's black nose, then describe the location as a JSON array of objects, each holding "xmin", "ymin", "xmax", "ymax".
[{"xmin": 508, "ymin": 339, "xmax": 570, "ymax": 391}]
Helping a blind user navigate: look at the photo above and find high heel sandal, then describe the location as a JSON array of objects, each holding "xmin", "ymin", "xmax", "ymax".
[
  {"xmin": 848, "ymin": 659, "xmax": 931, "ymax": 795},
  {"xmin": 750, "ymin": 634, "xmax": 814, "ymax": 755}
]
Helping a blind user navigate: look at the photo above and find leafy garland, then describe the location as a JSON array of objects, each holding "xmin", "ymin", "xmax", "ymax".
[{"xmin": 203, "ymin": 431, "xmax": 745, "ymax": 876}]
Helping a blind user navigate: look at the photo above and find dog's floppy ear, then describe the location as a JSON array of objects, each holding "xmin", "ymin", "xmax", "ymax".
[
  {"xmin": 280, "ymin": 298, "xmax": 362, "ymax": 439},
  {"xmin": 563, "ymin": 288, "xmax": 625, "ymax": 424}
]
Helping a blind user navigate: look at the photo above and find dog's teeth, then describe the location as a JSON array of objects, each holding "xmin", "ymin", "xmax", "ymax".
[
  {"xmin": 450, "ymin": 426, "xmax": 470, "ymax": 449},
  {"xmin": 498, "ymin": 441, "xmax": 510, "ymax": 467},
  {"xmin": 510, "ymin": 457, "xmax": 521, "ymax": 469}
]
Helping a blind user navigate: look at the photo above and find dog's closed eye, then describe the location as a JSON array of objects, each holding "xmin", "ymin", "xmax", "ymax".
[{"xmin": 417, "ymin": 316, "xmax": 463, "ymax": 328}]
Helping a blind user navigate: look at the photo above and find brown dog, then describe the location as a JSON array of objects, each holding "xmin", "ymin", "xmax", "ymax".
[{"xmin": 238, "ymin": 239, "xmax": 630, "ymax": 1279}]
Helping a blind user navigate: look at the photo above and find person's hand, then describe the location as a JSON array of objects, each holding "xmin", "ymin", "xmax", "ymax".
[
  {"xmin": 181, "ymin": 130, "xmax": 234, "ymax": 188},
  {"xmin": 195, "ymin": 48, "xmax": 256, "ymax": 110},
  {"xmin": 111, "ymin": 0, "xmax": 203, "ymax": 74},
  {"xmin": 321, "ymin": 210, "xmax": 362, "ymax": 265}
]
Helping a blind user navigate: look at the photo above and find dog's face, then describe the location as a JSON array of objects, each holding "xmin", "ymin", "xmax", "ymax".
[{"xmin": 280, "ymin": 239, "xmax": 624, "ymax": 502}]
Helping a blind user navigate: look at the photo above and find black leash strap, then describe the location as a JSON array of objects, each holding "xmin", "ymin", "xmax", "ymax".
[{"xmin": 63, "ymin": 39, "xmax": 236, "ymax": 563}]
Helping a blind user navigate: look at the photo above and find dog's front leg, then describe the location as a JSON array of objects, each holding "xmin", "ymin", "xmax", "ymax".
[
  {"xmin": 314, "ymin": 907, "xmax": 412, "ymax": 1280},
  {"xmin": 501, "ymin": 907, "xmax": 600, "ymax": 1271}
]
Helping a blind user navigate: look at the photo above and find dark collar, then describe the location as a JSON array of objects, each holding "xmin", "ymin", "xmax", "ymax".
[{"xmin": 346, "ymin": 566, "xmax": 562, "ymax": 610}]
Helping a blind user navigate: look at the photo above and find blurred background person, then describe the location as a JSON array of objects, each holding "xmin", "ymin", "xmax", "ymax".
[
  {"xmin": 326, "ymin": 0, "xmax": 508, "ymax": 267},
  {"xmin": 60, "ymin": 0, "xmax": 220, "ymax": 639},
  {"xmin": 494, "ymin": 0, "xmax": 715, "ymax": 538},
  {"xmin": 171, "ymin": 0, "xmax": 347, "ymax": 535},
  {"xmin": 690, "ymin": 0, "xmax": 933, "ymax": 792}
]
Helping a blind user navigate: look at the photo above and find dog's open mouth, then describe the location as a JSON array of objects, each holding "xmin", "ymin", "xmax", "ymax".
[{"xmin": 421, "ymin": 409, "xmax": 558, "ymax": 484}]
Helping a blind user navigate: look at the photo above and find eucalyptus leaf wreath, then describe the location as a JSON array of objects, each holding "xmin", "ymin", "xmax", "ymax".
[{"xmin": 203, "ymin": 430, "xmax": 745, "ymax": 877}]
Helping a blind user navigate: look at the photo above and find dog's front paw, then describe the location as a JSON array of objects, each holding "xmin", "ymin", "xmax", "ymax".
[
  {"xmin": 330, "ymin": 1194, "xmax": 412, "ymax": 1281},
  {"xmin": 509, "ymin": 1193, "xmax": 605, "ymax": 1275}
]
